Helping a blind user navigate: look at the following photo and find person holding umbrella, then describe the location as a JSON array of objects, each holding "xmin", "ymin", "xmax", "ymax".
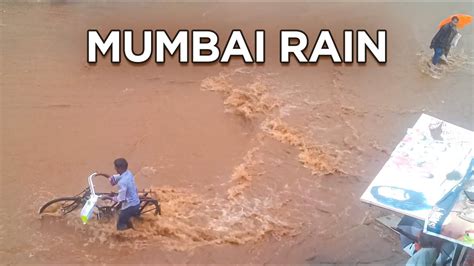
[
  {"xmin": 430, "ymin": 14, "xmax": 472, "ymax": 66},
  {"xmin": 430, "ymin": 16, "xmax": 459, "ymax": 66}
]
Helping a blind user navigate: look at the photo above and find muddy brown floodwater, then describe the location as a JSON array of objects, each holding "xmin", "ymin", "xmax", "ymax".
[{"xmin": 1, "ymin": 1, "xmax": 473, "ymax": 264}]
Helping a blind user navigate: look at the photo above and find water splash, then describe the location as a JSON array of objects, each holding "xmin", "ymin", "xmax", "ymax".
[
  {"xmin": 418, "ymin": 49, "xmax": 474, "ymax": 79},
  {"xmin": 201, "ymin": 70, "xmax": 280, "ymax": 119},
  {"xmin": 60, "ymin": 186, "xmax": 297, "ymax": 251}
]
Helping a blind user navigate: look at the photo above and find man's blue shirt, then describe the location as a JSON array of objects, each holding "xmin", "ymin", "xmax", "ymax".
[{"xmin": 110, "ymin": 170, "xmax": 140, "ymax": 210}]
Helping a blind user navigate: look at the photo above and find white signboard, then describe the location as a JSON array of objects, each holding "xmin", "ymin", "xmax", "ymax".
[{"xmin": 360, "ymin": 114, "xmax": 473, "ymax": 220}]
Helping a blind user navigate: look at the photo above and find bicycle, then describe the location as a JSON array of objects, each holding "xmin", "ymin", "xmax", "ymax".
[{"xmin": 39, "ymin": 173, "xmax": 161, "ymax": 221}]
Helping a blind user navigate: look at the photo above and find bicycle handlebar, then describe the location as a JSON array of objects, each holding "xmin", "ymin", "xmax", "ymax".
[{"xmin": 88, "ymin": 173, "xmax": 99, "ymax": 197}]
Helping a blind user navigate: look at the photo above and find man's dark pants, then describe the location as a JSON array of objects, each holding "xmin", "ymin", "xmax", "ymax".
[{"xmin": 117, "ymin": 204, "xmax": 140, "ymax": 230}]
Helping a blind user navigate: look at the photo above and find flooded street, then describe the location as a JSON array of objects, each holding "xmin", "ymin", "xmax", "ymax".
[{"xmin": 1, "ymin": 1, "xmax": 473, "ymax": 264}]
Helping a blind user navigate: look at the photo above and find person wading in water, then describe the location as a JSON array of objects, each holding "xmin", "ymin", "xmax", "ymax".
[
  {"xmin": 99, "ymin": 158, "xmax": 141, "ymax": 230},
  {"xmin": 430, "ymin": 16, "xmax": 459, "ymax": 66}
]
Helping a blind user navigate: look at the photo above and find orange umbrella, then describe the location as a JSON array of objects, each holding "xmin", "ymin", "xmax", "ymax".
[{"xmin": 438, "ymin": 14, "xmax": 472, "ymax": 29}]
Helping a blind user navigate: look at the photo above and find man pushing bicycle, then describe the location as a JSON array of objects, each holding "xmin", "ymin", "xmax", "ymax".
[{"xmin": 98, "ymin": 158, "xmax": 140, "ymax": 231}]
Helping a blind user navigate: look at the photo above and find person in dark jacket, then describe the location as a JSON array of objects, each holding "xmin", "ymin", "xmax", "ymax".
[{"xmin": 430, "ymin": 16, "xmax": 459, "ymax": 65}]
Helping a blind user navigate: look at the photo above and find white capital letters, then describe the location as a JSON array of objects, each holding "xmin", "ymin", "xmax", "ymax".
[{"xmin": 88, "ymin": 30, "xmax": 120, "ymax": 63}]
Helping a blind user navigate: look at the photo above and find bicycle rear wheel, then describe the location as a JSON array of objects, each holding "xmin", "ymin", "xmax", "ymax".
[
  {"xmin": 39, "ymin": 197, "xmax": 82, "ymax": 216},
  {"xmin": 139, "ymin": 198, "xmax": 161, "ymax": 216}
]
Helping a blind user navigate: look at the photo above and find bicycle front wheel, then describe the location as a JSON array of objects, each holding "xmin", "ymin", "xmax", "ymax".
[{"xmin": 39, "ymin": 197, "xmax": 82, "ymax": 216}]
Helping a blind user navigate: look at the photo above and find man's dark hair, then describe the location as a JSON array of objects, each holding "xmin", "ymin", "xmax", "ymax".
[
  {"xmin": 452, "ymin": 16, "xmax": 459, "ymax": 22},
  {"xmin": 114, "ymin": 158, "xmax": 128, "ymax": 171}
]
